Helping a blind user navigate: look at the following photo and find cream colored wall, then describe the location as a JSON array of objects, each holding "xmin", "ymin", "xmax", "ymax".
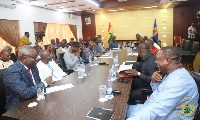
[{"xmin": 95, "ymin": 8, "xmax": 173, "ymax": 48}]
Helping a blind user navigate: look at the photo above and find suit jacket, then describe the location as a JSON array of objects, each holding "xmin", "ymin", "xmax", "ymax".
[{"xmin": 3, "ymin": 61, "xmax": 44, "ymax": 111}]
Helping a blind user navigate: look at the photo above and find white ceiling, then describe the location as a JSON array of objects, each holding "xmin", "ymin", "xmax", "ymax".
[{"xmin": 0, "ymin": 0, "xmax": 100, "ymax": 13}]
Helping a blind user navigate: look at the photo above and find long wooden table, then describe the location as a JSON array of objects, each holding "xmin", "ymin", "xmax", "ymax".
[{"xmin": 3, "ymin": 49, "xmax": 136, "ymax": 120}]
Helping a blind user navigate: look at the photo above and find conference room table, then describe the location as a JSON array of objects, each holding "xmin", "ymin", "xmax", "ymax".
[{"xmin": 3, "ymin": 49, "xmax": 137, "ymax": 120}]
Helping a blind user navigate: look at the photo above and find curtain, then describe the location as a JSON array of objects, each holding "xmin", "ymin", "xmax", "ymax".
[
  {"xmin": 69, "ymin": 25, "xmax": 77, "ymax": 41},
  {"xmin": 43, "ymin": 23, "xmax": 74, "ymax": 45},
  {"xmin": 34, "ymin": 22, "xmax": 47, "ymax": 39},
  {"xmin": 0, "ymin": 19, "xmax": 20, "ymax": 47},
  {"xmin": 0, "ymin": 37, "xmax": 15, "ymax": 53}
]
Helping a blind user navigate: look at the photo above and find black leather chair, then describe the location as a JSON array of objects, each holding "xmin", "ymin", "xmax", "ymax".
[
  {"xmin": 0, "ymin": 69, "xmax": 7, "ymax": 114},
  {"xmin": 182, "ymin": 40, "xmax": 192, "ymax": 51},
  {"xmin": 181, "ymin": 42, "xmax": 199, "ymax": 71},
  {"xmin": 190, "ymin": 72, "xmax": 200, "ymax": 120},
  {"xmin": 58, "ymin": 52, "xmax": 74, "ymax": 75}
]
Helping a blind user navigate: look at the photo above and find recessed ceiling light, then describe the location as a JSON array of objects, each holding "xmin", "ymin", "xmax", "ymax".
[
  {"xmin": 86, "ymin": 0, "xmax": 100, "ymax": 7},
  {"xmin": 119, "ymin": 8, "xmax": 124, "ymax": 10},
  {"xmin": 62, "ymin": 0, "xmax": 68, "ymax": 2},
  {"xmin": 143, "ymin": 7, "xmax": 152, "ymax": 8},
  {"xmin": 93, "ymin": 10, "xmax": 95, "ymax": 11},
  {"xmin": 152, "ymin": 6, "xmax": 157, "ymax": 7},
  {"xmin": 109, "ymin": 10, "xmax": 118, "ymax": 12},
  {"xmin": 97, "ymin": 12, "xmax": 100, "ymax": 13}
]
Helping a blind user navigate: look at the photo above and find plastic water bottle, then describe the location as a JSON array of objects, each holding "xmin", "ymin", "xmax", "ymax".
[
  {"xmin": 111, "ymin": 64, "xmax": 117, "ymax": 81},
  {"xmin": 118, "ymin": 43, "xmax": 120, "ymax": 51},
  {"xmin": 114, "ymin": 54, "xmax": 119, "ymax": 66},
  {"xmin": 110, "ymin": 49, "xmax": 112, "ymax": 57},
  {"xmin": 81, "ymin": 62, "xmax": 87, "ymax": 77},
  {"xmin": 106, "ymin": 77, "xmax": 113, "ymax": 99},
  {"xmin": 88, "ymin": 54, "xmax": 93, "ymax": 66}
]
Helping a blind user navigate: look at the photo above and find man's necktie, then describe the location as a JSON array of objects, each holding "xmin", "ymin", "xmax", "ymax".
[
  {"xmin": 47, "ymin": 64, "xmax": 57, "ymax": 78},
  {"xmin": 27, "ymin": 69, "xmax": 34, "ymax": 83}
]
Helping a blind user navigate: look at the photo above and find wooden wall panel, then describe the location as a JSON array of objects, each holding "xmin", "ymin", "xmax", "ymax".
[
  {"xmin": 81, "ymin": 14, "xmax": 96, "ymax": 41},
  {"xmin": 173, "ymin": 3, "xmax": 200, "ymax": 44}
]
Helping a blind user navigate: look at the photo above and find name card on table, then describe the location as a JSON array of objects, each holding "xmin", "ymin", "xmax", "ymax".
[{"xmin": 46, "ymin": 83, "xmax": 74, "ymax": 94}]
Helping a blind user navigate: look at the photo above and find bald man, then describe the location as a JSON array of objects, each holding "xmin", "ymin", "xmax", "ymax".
[{"xmin": 37, "ymin": 50, "xmax": 66, "ymax": 87}]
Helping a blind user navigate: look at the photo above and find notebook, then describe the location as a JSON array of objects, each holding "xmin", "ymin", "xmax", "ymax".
[{"xmin": 86, "ymin": 107, "xmax": 114, "ymax": 120}]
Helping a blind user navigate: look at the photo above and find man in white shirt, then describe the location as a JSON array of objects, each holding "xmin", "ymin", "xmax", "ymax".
[
  {"xmin": 56, "ymin": 41, "xmax": 68, "ymax": 59},
  {"xmin": 188, "ymin": 23, "xmax": 196, "ymax": 43},
  {"xmin": 37, "ymin": 50, "xmax": 67, "ymax": 87}
]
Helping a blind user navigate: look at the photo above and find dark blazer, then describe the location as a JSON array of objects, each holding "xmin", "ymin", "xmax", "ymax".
[{"xmin": 3, "ymin": 61, "xmax": 44, "ymax": 111}]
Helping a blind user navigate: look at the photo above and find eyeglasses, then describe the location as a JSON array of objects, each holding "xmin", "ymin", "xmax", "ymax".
[{"xmin": 24, "ymin": 55, "xmax": 37, "ymax": 59}]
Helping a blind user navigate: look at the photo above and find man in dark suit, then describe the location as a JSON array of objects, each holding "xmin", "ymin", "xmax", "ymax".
[
  {"xmin": 125, "ymin": 42, "xmax": 158, "ymax": 104},
  {"xmin": 3, "ymin": 45, "xmax": 44, "ymax": 111}
]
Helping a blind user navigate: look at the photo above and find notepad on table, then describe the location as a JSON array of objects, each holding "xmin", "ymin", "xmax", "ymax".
[{"xmin": 86, "ymin": 107, "xmax": 114, "ymax": 120}]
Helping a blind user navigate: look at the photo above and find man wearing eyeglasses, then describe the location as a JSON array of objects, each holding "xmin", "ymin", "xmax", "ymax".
[{"xmin": 3, "ymin": 46, "xmax": 45, "ymax": 111}]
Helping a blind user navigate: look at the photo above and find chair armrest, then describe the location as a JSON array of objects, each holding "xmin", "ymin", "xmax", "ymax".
[
  {"xmin": 140, "ymin": 88, "xmax": 152, "ymax": 104},
  {"xmin": 62, "ymin": 69, "xmax": 74, "ymax": 75}
]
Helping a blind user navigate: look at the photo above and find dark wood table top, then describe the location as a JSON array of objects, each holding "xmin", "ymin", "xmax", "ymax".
[{"xmin": 3, "ymin": 49, "xmax": 136, "ymax": 120}]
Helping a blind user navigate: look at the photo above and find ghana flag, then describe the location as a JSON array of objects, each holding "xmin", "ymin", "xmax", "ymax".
[{"xmin": 108, "ymin": 22, "xmax": 113, "ymax": 43}]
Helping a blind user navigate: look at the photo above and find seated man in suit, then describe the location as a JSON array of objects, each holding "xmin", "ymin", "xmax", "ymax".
[
  {"xmin": 109, "ymin": 36, "xmax": 118, "ymax": 50},
  {"xmin": 0, "ymin": 49, "xmax": 14, "ymax": 69},
  {"xmin": 37, "ymin": 50, "xmax": 66, "ymax": 87},
  {"xmin": 126, "ymin": 46, "xmax": 199, "ymax": 119},
  {"xmin": 125, "ymin": 42, "xmax": 158, "ymax": 105},
  {"xmin": 63, "ymin": 41, "xmax": 82, "ymax": 70},
  {"xmin": 93, "ymin": 36, "xmax": 104, "ymax": 55},
  {"xmin": 56, "ymin": 41, "xmax": 68, "ymax": 59},
  {"xmin": 3, "ymin": 46, "xmax": 44, "ymax": 111}
]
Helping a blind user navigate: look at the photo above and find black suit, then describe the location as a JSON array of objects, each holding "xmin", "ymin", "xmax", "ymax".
[{"xmin": 129, "ymin": 52, "xmax": 158, "ymax": 104}]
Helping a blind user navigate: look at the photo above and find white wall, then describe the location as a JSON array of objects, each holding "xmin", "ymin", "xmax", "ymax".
[{"xmin": 0, "ymin": 3, "xmax": 82, "ymax": 45}]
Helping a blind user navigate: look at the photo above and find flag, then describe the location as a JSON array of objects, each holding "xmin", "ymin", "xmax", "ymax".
[
  {"xmin": 153, "ymin": 19, "xmax": 158, "ymax": 42},
  {"xmin": 107, "ymin": 22, "xmax": 113, "ymax": 43}
]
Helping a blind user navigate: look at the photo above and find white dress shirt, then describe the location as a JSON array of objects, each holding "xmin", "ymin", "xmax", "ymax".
[{"xmin": 37, "ymin": 60, "xmax": 67, "ymax": 87}]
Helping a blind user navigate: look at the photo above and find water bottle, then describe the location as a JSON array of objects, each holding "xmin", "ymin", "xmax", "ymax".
[
  {"xmin": 81, "ymin": 62, "xmax": 87, "ymax": 77},
  {"xmin": 114, "ymin": 54, "xmax": 119, "ymax": 66},
  {"xmin": 94, "ymin": 57, "xmax": 98, "ymax": 65},
  {"xmin": 110, "ymin": 49, "xmax": 112, "ymax": 57},
  {"xmin": 111, "ymin": 64, "xmax": 117, "ymax": 81},
  {"xmin": 118, "ymin": 43, "xmax": 120, "ymax": 51},
  {"xmin": 106, "ymin": 77, "xmax": 113, "ymax": 99},
  {"xmin": 88, "ymin": 53, "xmax": 93, "ymax": 66}
]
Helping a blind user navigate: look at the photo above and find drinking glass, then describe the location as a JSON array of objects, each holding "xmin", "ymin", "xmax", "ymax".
[
  {"xmin": 37, "ymin": 84, "xmax": 45, "ymax": 101},
  {"xmin": 99, "ymin": 85, "xmax": 106, "ymax": 99},
  {"xmin": 78, "ymin": 67, "xmax": 84, "ymax": 78}
]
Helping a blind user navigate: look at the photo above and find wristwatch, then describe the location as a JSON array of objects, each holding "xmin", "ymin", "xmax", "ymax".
[{"xmin": 138, "ymin": 72, "xmax": 141, "ymax": 76}]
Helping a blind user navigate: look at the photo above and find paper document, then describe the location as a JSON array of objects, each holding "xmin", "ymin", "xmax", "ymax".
[
  {"xmin": 128, "ymin": 53, "xmax": 138, "ymax": 56},
  {"xmin": 99, "ymin": 56, "xmax": 113, "ymax": 59},
  {"xmin": 101, "ymin": 54, "xmax": 109, "ymax": 57},
  {"xmin": 46, "ymin": 83, "xmax": 74, "ymax": 94},
  {"xmin": 117, "ymin": 64, "xmax": 132, "ymax": 72},
  {"xmin": 113, "ymin": 48, "xmax": 118, "ymax": 50}
]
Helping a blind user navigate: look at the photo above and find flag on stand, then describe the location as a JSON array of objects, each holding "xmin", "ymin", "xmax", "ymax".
[
  {"xmin": 153, "ymin": 19, "xmax": 158, "ymax": 42},
  {"xmin": 107, "ymin": 22, "xmax": 113, "ymax": 43}
]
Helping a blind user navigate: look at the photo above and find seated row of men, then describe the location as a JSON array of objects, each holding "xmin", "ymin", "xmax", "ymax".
[{"xmin": 2, "ymin": 38, "xmax": 199, "ymax": 119}]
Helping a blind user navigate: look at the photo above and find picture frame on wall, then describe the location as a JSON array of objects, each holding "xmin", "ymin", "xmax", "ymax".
[{"xmin": 85, "ymin": 17, "xmax": 91, "ymax": 25}]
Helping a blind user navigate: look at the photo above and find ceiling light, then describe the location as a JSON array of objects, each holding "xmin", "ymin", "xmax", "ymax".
[
  {"xmin": 86, "ymin": 0, "xmax": 100, "ymax": 7},
  {"xmin": 62, "ymin": 0, "xmax": 68, "ymax": 2},
  {"xmin": 119, "ymin": 8, "xmax": 124, "ymax": 10},
  {"xmin": 93, "ymin": 10, "xmax": 95, "ymax": 11},
  {"xmin": 152, "ymin": 6, "xmax": 157, "ymax": 8},
  {"xmin": 167, "ymin": 3, "xmax": 171, "ymax": 5},
  {"xmin": 97, "ymin": 12, "xmax": 100, "ymax": 13},
  {"xmin": 109, "ymin": 10, "xmax": 118, "ymax": 12},
  {"xmin": 143, "ymin": 7, "xmax": 152, "ymax": 8}
]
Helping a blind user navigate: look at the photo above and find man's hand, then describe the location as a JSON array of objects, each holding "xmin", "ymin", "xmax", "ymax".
[
  {"xmin": 125, "ymin": 69, "xmax": 138, "ymax": 76},
  {"xmin": 45, "ymin": 76, "xmax": 53, "ymax": 85},
  {"xmin": 151, "ymin": 71, "xmax": 162, "ymax": 83},
  {"xmin": 96, "ymin": 53, "xmax": 102, "ymax": 57},
  {"xmin": 75, "ymin": 50, "xmax": 80, "ymax": 57}
]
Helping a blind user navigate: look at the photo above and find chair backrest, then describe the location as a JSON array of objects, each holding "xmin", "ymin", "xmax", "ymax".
[
  {"xmin": 59, "ymin": 52, "xmax": 67, "ymax": 69},
  {"xmin": 0, "ymin": 69, "xmax": 7, "ymax": 114},
  {"xmin": 190, "ymin": 42, "xmax": 199, "ymax": 54},
  {"xmin": 183, "ymin": 40, "xmax": 191, "ymax": 51},
  {"xmin": 174, "ymin": 36, "xmax": 181, "ymax": 43},
  {"xmin": 180, "ymin": 39, "xmax": 186, "ymax": 48}
]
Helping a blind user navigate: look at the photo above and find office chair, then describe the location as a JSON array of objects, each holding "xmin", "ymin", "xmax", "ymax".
[
  {"xmin": 0, "ymin": 69, "xmax": 7, "ymax": 114},
  {"xmin": 190, "ymin": 72, "xmax": 200, "ymax": 120},
  {"xmin": 174, "ymin": 36, "xmax": 181, "ymax": 47},
  {"xmin": 58, "ymin": 52, "xmax": 74, "ymax": 75}
]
